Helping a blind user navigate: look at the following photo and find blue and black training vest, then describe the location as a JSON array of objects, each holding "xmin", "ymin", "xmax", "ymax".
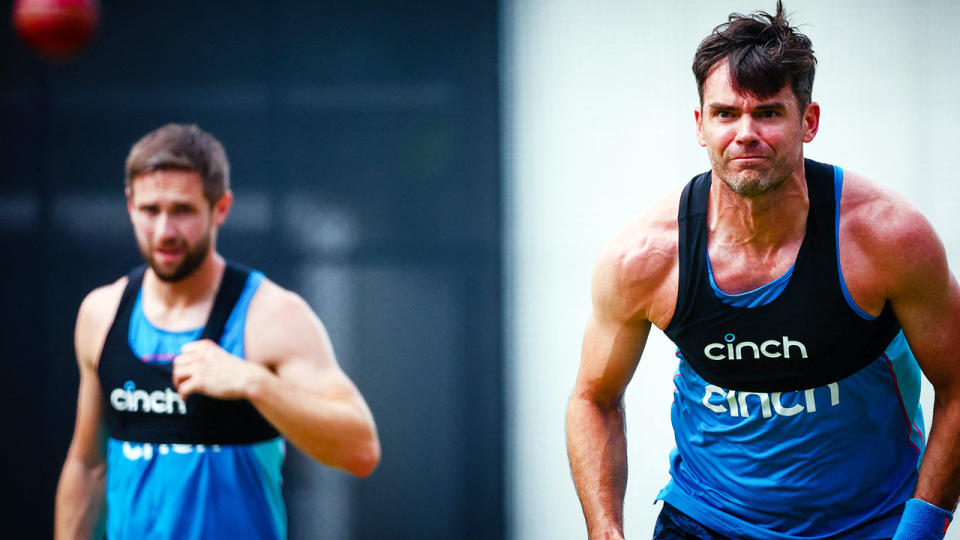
[
  {"xmin": 657, "ymin": 159, "xmax": 925, "ymax": 538},
  {"xmin": 97, "ymin": 263, "xmax": 286, "ymax": 539}
]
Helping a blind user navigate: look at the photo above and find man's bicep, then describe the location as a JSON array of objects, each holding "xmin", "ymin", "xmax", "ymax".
[
  {"xmin": 885, "ymin": 218, "xmax": 960, "ymax": 392},
  {"xmin": 248, "ymin": 284, "xmax": 359, "ymax": 396},
  {"xmin": 575, "ymin": 312, "xmax": 651, "ymax": 406},
  {"xmin": 68, "ymin": 311, "xmax": 107, "ymax": 465},
  {"xmin": 269, "ymin": 311, "xmax": 353, "ymax": 396},
  {"xmin": 68, "ymin": 286, "xmax": 119, "ymax": 463},
  {"xmin": 895, "ymin": 273, "xmax": 960, "ymax": 392},
  {"xmin": 70, "ymin": 364, "xmax": 107, "ymax": 462},
  {"xmin": 266, "ymin": 319, "xmax": 369, "ymax": 413}
]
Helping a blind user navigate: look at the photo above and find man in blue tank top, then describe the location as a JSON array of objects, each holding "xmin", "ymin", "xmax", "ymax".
[
  {"xmin": 567, "ymin": 2, "xmax": 960, "ymax": 539},
  {"xmin": 54, "ymin": 124, "xmax": 381, "ymax": 539}
]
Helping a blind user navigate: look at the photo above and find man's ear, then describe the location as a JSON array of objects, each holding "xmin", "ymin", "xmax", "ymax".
[
  {"xmin": 802, "ymin": 101, "xmax": 820, "ymax": 143},
  {"xmin": 212, "ymin": 190, "xmax": 233, "ymax": 227},
  {"xmin": 125, "ymin": 186, "xmax": 134, "ymax": 219},
  {"xmin": 695, "ymin": 107, "xmax": 706, "ymax": 147}
]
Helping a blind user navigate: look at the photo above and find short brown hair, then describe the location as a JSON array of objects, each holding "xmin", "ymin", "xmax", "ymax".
[
  {"xmin": 125, "ymin": 123, "xmax": 230, "ymax": 205},
  {"xmin": 693, "ymin": 1, "xmax": 816, "ymax": 111}
]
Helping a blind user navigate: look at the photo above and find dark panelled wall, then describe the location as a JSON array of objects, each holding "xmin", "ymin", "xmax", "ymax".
[{"xmin": 0, "ymin": 2, "xmax": 502, "ymax": 538}]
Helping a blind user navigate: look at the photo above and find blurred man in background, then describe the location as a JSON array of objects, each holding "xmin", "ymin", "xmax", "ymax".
[
  {"xmin": 567, "ymin": 2, "xmax": 960, "ymax": 538},
  {"xmin": 55, "ymin": 123, "xmax": 380, "ymax": 539}
]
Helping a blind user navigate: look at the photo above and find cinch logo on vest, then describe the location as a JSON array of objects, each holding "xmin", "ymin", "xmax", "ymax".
[
  {"xmin": 110, "ymin": 380, "xmax": 187, "ymax": 415},
  {"xmin": 703, "ymin": 333, "xmax": 808, "ymax": 361},
  {"xmin": 701, "ymin": 382, "xmax": 839, "ymax": 419},
  {"xmin": 120, "ymin": 441, "xmax": 221, "ymax": 461}
]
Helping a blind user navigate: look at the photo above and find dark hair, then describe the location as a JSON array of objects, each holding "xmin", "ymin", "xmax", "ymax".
[
  {"xmin": 125, "ymin": 123, "xmax": 230, "ymax": 205},
  {"xmin": 693, "ymin": 1, "xmax": 816, "ymax": 110}
]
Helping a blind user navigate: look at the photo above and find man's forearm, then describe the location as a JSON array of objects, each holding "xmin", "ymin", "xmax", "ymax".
[
  {"xmin": 244, "ymin": 367, "xmax": 380, "ymax": 477},
  {"xmin": 566, "ymin": 394, "xmax": 628, "ymax": 540},
  {"xmin": 54, "ymin": 457, "xmax": 106, "ymax": 540},
  {"xmin": 914, "ymin": 394, "xmax": 960, "ymax": 511}
]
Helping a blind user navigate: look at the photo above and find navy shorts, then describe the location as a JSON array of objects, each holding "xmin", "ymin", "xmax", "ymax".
[
  {"xmin": 653, "ymin": 502, "xmax": 733, "ymax": 540},
  {"xmin": 652, "ymin": 502, "xmax": 897, "ymax": 539}
]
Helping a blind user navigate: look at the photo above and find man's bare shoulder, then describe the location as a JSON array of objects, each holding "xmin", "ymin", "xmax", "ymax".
[
  {"xmin": 248, "ymin": 278, "xmax": 314, "ymax": 323},
  {"xmin": 76, "ymin": 277, "xmax": 128, "ymax": 369},
  {"xmin": 245, "ymin": 277, "xmax": 331, "ymax": 366},
  {"xmin": 840, "ymin": 171, "xmax": 946, "ymax": 295},
  {"xmin": 841, "ymin": 172, "xmax": 940, "ymax": 254},
  {"xmin": 592, "ymin": 186, "xmax": 682, "ymax": 328}
]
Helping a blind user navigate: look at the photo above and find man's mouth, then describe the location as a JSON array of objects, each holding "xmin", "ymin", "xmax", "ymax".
[{"xmin": 154, "ymin": 246, "xmax": 183, "ymax": 262}]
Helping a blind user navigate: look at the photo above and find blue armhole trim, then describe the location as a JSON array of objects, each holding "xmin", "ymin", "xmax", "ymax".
[{"xmin": 834, "ymin": 166, "xmax": 875, "ymax": 320}]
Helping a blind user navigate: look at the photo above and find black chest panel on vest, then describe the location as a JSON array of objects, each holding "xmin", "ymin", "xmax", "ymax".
[
  {"xmin": 663, "ymin": 159, "xmax": 901, "ymax": 392},
  {"xmin": 98, "ymin": 264, "xmax": 280, "ymax": 444}
]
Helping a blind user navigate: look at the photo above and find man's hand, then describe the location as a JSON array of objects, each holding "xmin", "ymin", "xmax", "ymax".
[{"xmin": 172, "ymin": 339, "xmax": 266, "ymax": 400}]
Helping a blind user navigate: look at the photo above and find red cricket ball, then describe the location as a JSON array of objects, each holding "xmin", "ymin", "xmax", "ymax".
[{"xmin": 12, "ymin": 0, "xmax": 100, "ymax": 59}]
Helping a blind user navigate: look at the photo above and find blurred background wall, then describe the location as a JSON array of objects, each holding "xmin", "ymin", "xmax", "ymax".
[
  {"xmin": 1, "ymin": 1, "xmax": 501, "ymax": 538},
  {"xmin": 503, "ymin": 0, "xmax": 960, "ymax": 539}
]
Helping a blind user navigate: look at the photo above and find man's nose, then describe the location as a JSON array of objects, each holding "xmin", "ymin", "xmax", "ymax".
[
  {"xmin": 734, "ymin": 116, "xmax": 760, "ymax": 145},
  {"xmin": 155, "ymin": 213, "xmax": 177, "ymax": 240}
]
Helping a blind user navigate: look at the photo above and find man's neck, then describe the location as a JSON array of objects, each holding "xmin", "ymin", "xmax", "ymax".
[{"xmin": 707, "ymin": 169, "xmax": 809, "ymax": 251}]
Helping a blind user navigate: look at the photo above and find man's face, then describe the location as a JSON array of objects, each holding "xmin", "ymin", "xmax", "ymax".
[
  {"xmin": 695, "ymin": 61, "xmax": 819, "ymax": 197},
  {"xmin": 126, "ymin": 170, "xmax": 230, "ymax": 282}
]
